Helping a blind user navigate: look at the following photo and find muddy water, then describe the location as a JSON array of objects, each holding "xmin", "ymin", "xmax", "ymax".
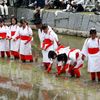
[{"xmin": 0, "ymin": 35, "xmax": 100, "ymax": 100}]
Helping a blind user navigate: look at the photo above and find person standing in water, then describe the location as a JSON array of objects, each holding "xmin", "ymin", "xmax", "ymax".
[
  {"xmin": 13, "ymin": 18, "xmax": 33, "ymax": 62},
  {"xmin": 0, "ymin": 17, "xmax": 10, "ymax": 58},
  {"xmin": 9, "ymin": 16, "xmax": 20, "ymax": 60},
  {"xmin": 82, "ymin": 28, "xmax": 100, "ymax": 82},
  {"xmin": 34, "ymin": 19, "xmax": 59, "ymax": 71}
]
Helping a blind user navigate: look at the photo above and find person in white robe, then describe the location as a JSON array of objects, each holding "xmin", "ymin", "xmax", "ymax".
[
  {"xmin": 0, "ymin": 18, "xmax": 10, "ymax": 58},
  {"xmin": 65, "ymin": 48, "xmax": 83, "ymax": 78},
  {"xmin": 9, "ymin": 17, "xmax": 20, "ymax": 59},
  {"xmin": 34, "ymin": 19, "xmax": 59, "ymax": 71},
  {"xmin": 13, "ymin": 19, "xmax": 33, "ymax": 62},
  {"xmin": 82, "ymin": 28, "xmax": 100, "ymax": 82},
  {"xmin": 41, "ymin": 24, "xmax": 58, "ymax": 73}
]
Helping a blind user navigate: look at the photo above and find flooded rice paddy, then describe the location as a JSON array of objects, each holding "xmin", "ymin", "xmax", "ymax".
[{"xmin": 0, "ymin": 34, "xmax": 100, "ymax": 100}]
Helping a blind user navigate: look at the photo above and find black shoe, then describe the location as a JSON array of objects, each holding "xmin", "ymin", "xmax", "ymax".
[
  {"xmin": 30, "ymin": 60, "xmax": 33, "ymax": 62},
  {"xmin": 22, "ymin": 60, "xmax": 26, "ymax": 63},
  {"xmin": 98, "ymin": 79, "xmax": 100, "ymax": 83},
  {"xmin": 70, "ymin": 75, "xmax": 75, "ymax": 78},
  {"xmin": 7, "ymin": 56, "xmax": 10, "ymax": 59},
  {"xmin": 76, "ymin": 76, "xmax": 80, "ymax": 78},
  {"xmin": 14, "ymin": 57, "xmax": 19, "ymax": 60},
  {"xmin": 92, "ymin": 79, "xmax": 96, "ymax": 82}
]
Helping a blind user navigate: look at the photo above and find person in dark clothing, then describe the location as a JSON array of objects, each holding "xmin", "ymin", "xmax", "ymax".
[
  {"xmin": 36, "ymin": 0, "xmax": 45, "ymax": 8},
  {"xmin": 34, "ymin": 8, "xmax": 41, "ymax": 20},
  {"xmin": 30, "ymin": 7, "xmax": 41, "ymax": 24},
  {"xmin": 71, "ymin": 0, "xmax": 84, "ymax": 12},
  {"xmin": 14, "ymin": 0, "xmax": 23, "ymax": 7},
  {"xmin": 76, "ymin": 4, "xmax": 84, "ymax": 12},
  {"xmin": 53, "ymin": 0, "xmax": 67, "ymax": 9},
  {"xmin": 22, "ymin": 0, "xmax": 30, "ymax": 7}
]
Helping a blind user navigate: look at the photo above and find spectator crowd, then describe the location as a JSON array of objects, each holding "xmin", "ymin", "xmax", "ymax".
[{"xmin": 7, "ymin": 0, "xmax": 100, "ymax": 12}]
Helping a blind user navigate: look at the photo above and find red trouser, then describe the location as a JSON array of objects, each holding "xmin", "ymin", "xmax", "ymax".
[
  {"xmin": 1, "ymin": 51, "xmax": 10, "ymax": 58},
  {"xmin": 91, "ymin": 72, "xmax": 100, "ymax": 81},
  {"xmin": 68, "ymin": 65, "xmax": 81, "ymax": 78},
  {"xmin": 57, "ymin": 64, "xmax": 68, "ymax": 75},
  {"xmin": 20, "ymin": 54, "xmax": 33, "ymax": 62},
  {"xmin": 11, "ymin": 51, "xmax": 19, "ymax": 59},
  {"xmin": 43, "ymin": 63, "xmax": 52, "ymax": 73}
]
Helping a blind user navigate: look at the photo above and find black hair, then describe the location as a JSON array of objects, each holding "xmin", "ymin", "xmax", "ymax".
[
  {"xmin": 57, "ymin": 53, "xmax": 68, "ymax": 65},
  {"xmin": 11, "ymin": 17, "xmax": 18, "ymax": 25},
  {"xmin": 41, "ymin": 24, "xmax": 48, "ymax": 30},
  {"xmin": 20, "ymin": 19, "xmax": 28, "ymax": 25},
  {"xmin": 90, "ymin": 28, "xmax": 97, "ymax": 35},
  {"xmin": 48, "ymin": 51, "xmax": 57, "ymax": 59}
]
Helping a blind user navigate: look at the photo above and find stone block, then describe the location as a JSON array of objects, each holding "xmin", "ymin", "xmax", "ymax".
[
  {"xmin": 68, "ymin": 13, "xmax": 76, "ymax": 30},
  {"xmin": 43, "ymin": 12, "xmax": 55, "ymax": 27},
  {"xmin": 55, "ymin": 18, "xmax": 69, "ymax": 28},
  {"xmin": 42, "ymin": 11, "xmax": 49, "ymax": 23},
  {"xmin": 87, "ymin": 21, "xmax": 96, "ymax": 31},
  {"xmin": 55, "ymin": 12, "xmax": 69, "ymax": 19},
  {"xmin": 81, "ymin": 15, "xmax": 91, "ymax": 31},
  {"xmin": 17, "ymin": 8, "xmax": 34, "ymax": 20},
  {"xmin": 95, "ymin": 22, "xmax": 100, "ymax": 32},
  {"xmin": 8, "ymin": 7, "xmax": 17, "ymax": 18},
  {"xmin": 73, "ymin": 14, "xmax": 83, "ymax": 30}
]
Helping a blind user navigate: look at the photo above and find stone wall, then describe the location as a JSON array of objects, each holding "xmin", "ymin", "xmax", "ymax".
[
  {"xmin": 9, "ymin": 7, "xmax": 100, "ymax": 37},
  {"xmin": 8, "ymin": 7, "xmax": 34, "ymax": 20},
  {"xmin": 41, "ymin": 10, "xmax": 100, "ymax": 36}
]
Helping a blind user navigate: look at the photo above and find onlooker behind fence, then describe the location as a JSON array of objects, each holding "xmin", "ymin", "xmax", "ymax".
[
  {"xmin": 0, "ymin": 0, "xmax": 8, "ymax": 18},
  {"xmin": 45, "ymin": 0, "xmax": 54, "ymax": 9},
  {"xmin": 53, "ymin": 0, "xmax": 68, "ymax": 9},
  {"xmin": 28, "ymin": 0, "xmax": 45, "ymax": 8},
  {"xmin": 64, "ymin": 0, "xmax": 84, "ymax": 12},
  {"xmin": 72, "ymin": 0, "xmax": 84, "ymax": 12},
  {"xmin": 91, "ymin": 0, "xmax": 100, "ymax": 15},
  {"xmin": 94, "ymin": 0, "xmax": 100, "ymax": 11},
  {"xmin": 28, "ymin": 0, "xmax": 37, "ymax": 8}
]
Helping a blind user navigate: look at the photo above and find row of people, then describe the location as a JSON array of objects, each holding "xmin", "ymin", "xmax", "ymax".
[
  {"xmin": 1, "ymin": 16, "xmax": 100, "ymax": 82},
  {"xmin": 34, "ymin": 19, "xmax": 100, "ymax": 82},
  {"xmin": 0, "ymin": 17, "xmax": 33, "ymax": 62}
]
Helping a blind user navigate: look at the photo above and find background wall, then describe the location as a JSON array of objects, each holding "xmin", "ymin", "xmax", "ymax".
[{"xmin": 9, "ymin": 7, "xmax": 100, "ymax": 37}]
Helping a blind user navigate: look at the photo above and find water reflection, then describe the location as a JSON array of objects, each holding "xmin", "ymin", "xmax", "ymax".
[
  {"xmin": 0, "ymin": 58, "xmax": 100, "ymax": 100},
  {"xmin": 0, "ymin": 59, "xmax": 34, "ymax": 99}
]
